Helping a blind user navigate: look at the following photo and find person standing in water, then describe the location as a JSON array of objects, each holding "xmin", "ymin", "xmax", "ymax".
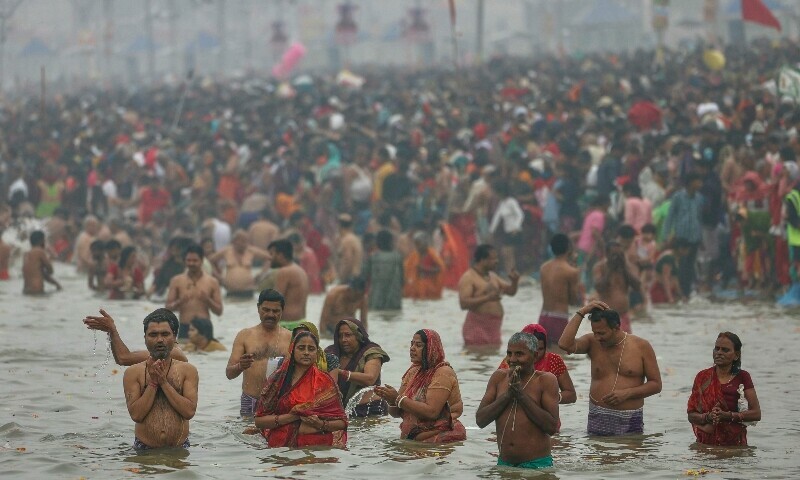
[
  {"xmin": 319, "ymin": 277, "xmax": 368, "ymax": 337},
  {"xmin": 261, "ymin": 239, "xmax": 309, "ymax": 331},
  {"xmin": 208, "ymin": 230, "xmax": 271, "ymax": 299},
  {"xmin": 558, "ymin": 301, "xmax": 662, "ymax": 436},
  {"xmin": 123, "ymin": 309, "xmax": 198, "ymax": 449},
  {"xmin": 476, "ymin": 332, "xmax": 560, "ymax": 469},
  {"xmin": 166, "ymin": 244, "xmax": 223, "ymax": 341},
  {"xmin": 22, "ymin": 230, "xmax": 61, "ymax": 295},
  {"xmin": 538, "ymin": 234, "xmax": 583, "ymax": 347},
  {"xmin": 458, "ymin": 244, "xmax": 519, "ymax": 348}
]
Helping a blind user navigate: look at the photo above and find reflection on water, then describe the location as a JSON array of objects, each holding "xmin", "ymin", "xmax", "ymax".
[{"xmin": 0, "ymin": 268, "xmax": 798, "ymax": 478}]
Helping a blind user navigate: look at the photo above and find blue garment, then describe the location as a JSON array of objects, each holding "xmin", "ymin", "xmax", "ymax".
[
  {"xmin": 663, "ymin": 189, "xmax": 704, "ymax": 243},
  {"xmin": 497, "ymin": 455, "xmax": 553, "ymax": 469}
]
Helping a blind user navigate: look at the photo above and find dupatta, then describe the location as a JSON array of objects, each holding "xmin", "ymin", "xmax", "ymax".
[
  {"xmin": 687, "ymin": 367, "xmax": 747, "ymax": 446},
  {"xmin": 325, "ymin": 318, "xmax": 389, "ymax": 404}
]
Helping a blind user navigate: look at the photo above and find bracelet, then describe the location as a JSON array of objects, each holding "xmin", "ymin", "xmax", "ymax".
[
  {"xmin": 704, "ymin": 412, "xmax": 711, "ymax": 424},
  {"xmin": 347, "ymin": 371, "xmax": 352, "ymax": 382},
  {"xmin": 274, "ymin": 415, "xmax": 280, "ymax": 427},
  {"xmin": 149, "ymin": 382, "xmax": 159, "ymax": 389},
  {"xmin": 321, "ymin": 419, "xmax": 328, "ymax": 432},
  {"xmin": 397, "ymin": 396, "xmax": 407, "ymax": 410},
  {"xmin": 575, "ymin": 311, "xmax": 584, "ymax": 318}
]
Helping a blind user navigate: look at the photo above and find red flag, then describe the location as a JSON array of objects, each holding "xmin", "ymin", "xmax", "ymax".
[
  {"xmin": 741, "ymin": 0, "xmax": 781, "ymax": 31},
  {"xmin": 448, "ymin": 0, "xmax": 456, "ymax": 27}
]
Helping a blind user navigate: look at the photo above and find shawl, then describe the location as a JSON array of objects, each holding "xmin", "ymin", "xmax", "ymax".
[
  {"xmin": 324, "ymin": 318, "xmax": 389, "ymax": 404},
  {"xmin": 687, "ymin": 367, "xmax": 747, "ymax": 446}
]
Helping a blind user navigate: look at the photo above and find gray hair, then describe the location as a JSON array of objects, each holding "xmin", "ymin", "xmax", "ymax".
[{"xmin": 509, "ymin": 332, "xmax": 538, "ymax": 354}]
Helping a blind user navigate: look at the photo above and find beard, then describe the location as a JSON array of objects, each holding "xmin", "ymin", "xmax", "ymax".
[{"xmin": 151, "ymin": 347, "xmax": 170, "ymax": 360}]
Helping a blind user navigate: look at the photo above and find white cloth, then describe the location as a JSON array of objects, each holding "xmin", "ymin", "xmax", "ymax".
[
  {"xmin": 212, "ymin": 219, "xmax": 232, "ymax": 251},
  {"xmin": 8, "ymin": 177, "xmax": 28, "ymax": 200},
  {"xmin": 490, "ymin": 197, "xmax": 524, "ymax": 234}
]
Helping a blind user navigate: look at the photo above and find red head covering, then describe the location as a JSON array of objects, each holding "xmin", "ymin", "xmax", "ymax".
[
  {"xmin": 521, "ymin": 323, "xmax": 547, "ymax": 342},
  {"xmin": 403, "ymin": 329, "xmax": 448, "ymax": 401}
]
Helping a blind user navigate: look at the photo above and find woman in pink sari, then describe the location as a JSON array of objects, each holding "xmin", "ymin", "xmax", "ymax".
[{"xmin": 375, "ymin": 329, "xmax": 466, "ymax": 443}]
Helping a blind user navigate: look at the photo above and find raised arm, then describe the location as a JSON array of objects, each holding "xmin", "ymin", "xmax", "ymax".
[
  {"xmin": 558, "ymin": 300, "xmax": 609, "ymax": 354},
  {"xmin": 499, "ymin": 270, "xmax": 520, "ymax": 297}
]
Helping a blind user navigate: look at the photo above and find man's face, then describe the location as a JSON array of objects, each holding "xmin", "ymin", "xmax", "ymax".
[
  {"xmin": 617, "ymin": 236, "xmax": 633, "ymax": 250},
  {"xmin": 338, "ymin": 326, "xmax": 358, "ymax": 355},
  {"xmin": 505, "ymin": 341, "xmax": 535, "ymax": 372},
  {"xmin": 184, "ymin": 252, "xmax": 202, "ymax": 274},
  {"xmin": 590, "ymin": 319, "xmax": 619, "ymax": 347},
  {"xmin": 145, "ymin": 321, "xmax": 175, "ymax": 360},
  {"xmin": 233, "ymin": 234, "xmax": 248, "ymax": 252},
  {"xmin": 641, "ymin": 232, "xmax": 655, "ymax": 243},
  {"xmin": 258, "ymin": 300, "xmax": 283, "ymax": 326},
  {"xmin": 482, "ymin": 249, "xmax": 500, "ymax": 272},
  {"xmin": 268, "ymin": 248, "xmax": 282, "ymax": 268},
  {"xmin": 107, "ymin": 247, "xmax": 121, "ymax": 262}
]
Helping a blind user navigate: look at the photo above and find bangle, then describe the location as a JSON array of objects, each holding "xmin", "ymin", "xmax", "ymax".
[
  {"xmin": 347, "ymin": 371, "xmax": 352, "ymax": 382},
  {"xmin": 274, "ymin": 415, "xmax": 279, "ymax": 427},
  {"xmin": 575, "ymin": 311, "xmax": 584, "ymax": 318},
  {"xmin": 321, "ymin": 419, "xmax": 327, "ymax": 432},
  {"xmin": 149, "ymin": 382, "xmax": 159, "ymax": 389},
  {"xmin": 397, "ymin": 396, "xmax": 406, "ymax": 410},
  {"xmin": 704, "ymin": 413, "xmax": 711, "ymax": 424}
]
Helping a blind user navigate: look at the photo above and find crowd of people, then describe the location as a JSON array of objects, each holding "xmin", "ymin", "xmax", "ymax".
[{"xmin": 1, "ymin": 37, "xmax": 790, "ymax": 468}]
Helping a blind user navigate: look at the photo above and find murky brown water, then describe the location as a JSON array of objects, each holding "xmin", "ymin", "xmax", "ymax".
[{"xmin": 1, "ymin": 264, "xmax": 799, "ymax": 479}]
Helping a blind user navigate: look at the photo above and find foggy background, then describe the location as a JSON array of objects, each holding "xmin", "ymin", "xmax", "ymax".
[{"xmin": 1, "ymin": 0, "xmax": 798, "ymax": 92}]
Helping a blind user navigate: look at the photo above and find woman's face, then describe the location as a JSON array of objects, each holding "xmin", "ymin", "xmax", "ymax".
[
  {"xmin": 410, "ymin": 334, "xmax": 425, "ymax": 365},
  {"xmin": 713, "ymin": 336, "xmax": 738, "ymax": 368},
  {"xmin": 188, "ymin": 325, "xmax": 200, "ymax": 344},
  {"xmin": 293, "ymin": 336, "xmax": 317, "ymax": 367},
  {"xmin": 534, "ymin": 339, "xmax": 546, "ymax": 363}
]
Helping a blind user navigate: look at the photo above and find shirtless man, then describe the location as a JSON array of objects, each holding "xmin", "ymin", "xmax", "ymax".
[
  {"xmin": 87, "ymin": 240, "xmax": 107, "ymax": 291},
  {"xmin": 319, "ymin": 277, "xmax": 368, "ymax": 337},
  {"xmin": 122, "ymin": 309, "xmax": 198, "ymax": 449},
  {"xmin": 261, "ymin": 239, "xmax": 309, "ymax": 331},
  {"xmin": 591, "ymin": 241, "xmax": 641, "ymax": 333},
  {"xmin": 476, "ymin": 332, "xmax": 559, "ymax": 470},
  {"xmin": 539, "ymin": 234, "xmax": 583, "ymax": 347},
  {"xmin": 83, "ymin": 309, "xmax": 188, "ymax": 365},
  {"xmin": 209, "ymin": 230, "xmax": 271, "ymax": 299},
  {"xmin": 226, "ymin": 288, "xmax": 292, "ymax": 418},
  {"xmin": 166, "ymin": 244, "xmax": 223, "ymax": 341},
  {"xmin": 247, "ymin": 209, "xmax": 280, "ymax": 252},
  {"xmin": 558, "ymin": 300, "xmax": 662, "ymax": 436},
  {"xmin": 74, "ymin": 215, "xmax": 104, "ymax": 273},
  {"xmin": 22, "ymin": 230, "xmax": 61, "ymax": 295},
  {"xmin": 458, "ymin": 244, "xmax": 519, "ymax": 348},
  {"xmin": 336, "ymin": 214, "xmax": 363, "ymax": 283}
]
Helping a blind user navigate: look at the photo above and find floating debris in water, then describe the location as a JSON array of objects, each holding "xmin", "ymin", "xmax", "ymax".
[{"xmin": 685, "ymin": 468, "xmax": 716, "ymax": 476}]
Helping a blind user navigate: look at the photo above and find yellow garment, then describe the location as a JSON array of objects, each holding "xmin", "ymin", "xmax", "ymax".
[{"xmin": 292, "ymin": 320, "xmax": 328, "ymax": 371}]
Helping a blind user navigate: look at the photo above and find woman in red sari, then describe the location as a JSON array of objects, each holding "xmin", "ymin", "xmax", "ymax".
[
  {"xmin": 254, "ymin": 331, "xmax": 348, "ymax": 448},
  {"xmin": 687, "ymin": 332, "xmax": 761, "ymax": 446},
  {"xmin": 374, "ymin": 329, "xmax": 466, "ymax": 443}
]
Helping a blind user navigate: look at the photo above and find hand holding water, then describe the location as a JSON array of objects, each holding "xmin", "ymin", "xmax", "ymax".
[
  {"xmin": 149, "ymin": 359, "xmax": 168, "ymax": 385},
  {"xmin": 238, "ymin": 353, "xmax": 255, "ymax": 371},
  {"xmin": 83, "ymin": 309, "xmax": 116, "ymax": 333},
  {"xmin": 374, "ymin": 384, "xmax": 399, "ymax": 404}
]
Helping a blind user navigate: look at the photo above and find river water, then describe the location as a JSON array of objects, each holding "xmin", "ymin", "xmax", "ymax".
[{"xmin": 1, "ymin": 264, "xmax": 799, "ymax": 479}]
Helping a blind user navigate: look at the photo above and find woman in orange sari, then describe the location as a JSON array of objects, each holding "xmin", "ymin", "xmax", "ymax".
[
  {"xmin": 254, "ymin": 331, "xmax": 348, "ymax": 448},
  {"xmin": 403, "ymin": 233, "xmax": 446, "ymax": 299},
  {"xmin": 687, "ymin": 332, "xmax": 761, "ymax": 446},
  {"xmin": 374, "ymin": 329, "xmax": 466, "ymax": 443},
  {"xmin": 440, "ymin": 222, "xmax": 470, "ymax": 290}
]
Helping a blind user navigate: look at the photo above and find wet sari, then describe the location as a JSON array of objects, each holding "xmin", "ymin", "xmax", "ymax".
[
  {"xmin": 403, "ymin": 248, "xmax": 446, "ymax": 299},
  {"xmin": 325, "ymin": 318, "xmax": 390, "ymax": 411},
  {"xmin": 687, "ymin": 367, "xmax": 749, "ymax": 446},
  {"xmin": 255, "ymin": 339, "xmax": 348, "ymax": 448},
  {"xmin": 398, "ymin": 329, "xmax": 466, "ymax": 443}
]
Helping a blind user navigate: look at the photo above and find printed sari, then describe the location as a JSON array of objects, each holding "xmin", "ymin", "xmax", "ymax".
[
  {"xmin": 255, "ymin": 340, "xmax": 348, "ymax": 448},
  {"xmin": 398, "ymin": 329, "xmax": 466, "ymax": 443},
  {"xmin": 687, "ymin": 367, "xmax": 748, "ymax": 446},
  {"xmin": 325, "ymin": 318, "xmax": 390, "ymax": 408}
]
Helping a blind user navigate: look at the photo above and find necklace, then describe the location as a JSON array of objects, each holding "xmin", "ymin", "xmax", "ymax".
[
  {"xmin": 499, "ymin": 369, "xmax": 537, "ymax": 451},
  {"xmin": 590, "ymin": 333, "xmax": 628, "ymax": 405}
]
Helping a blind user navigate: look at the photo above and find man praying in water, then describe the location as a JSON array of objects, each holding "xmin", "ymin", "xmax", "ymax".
[
  {"xmin": 558, "ymin": 301, "xmax": 662, "ymax": 436},
  {"xmin": 476, "ymin": 332, "xmax": 559, "ymax": 469},
  {"xmin": 123, "ymin": 309, "xmax": 198, "ymax": 449}
]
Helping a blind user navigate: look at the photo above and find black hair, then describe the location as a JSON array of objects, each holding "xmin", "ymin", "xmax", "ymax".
[
  {"xmin": 279, "ymin": 330, "xmax": 319, "ymax": 397},
  {"xmin": 415, "ymin": 329, "xmax": 429, "ymax": 369},
  {"xmin": 617, "ymin": 224, "xmax": 636, "ymax": 240},
  {"xmin": 143, "ymin": 308, "xmax": 179, "ymax": 335},
  {"xmin": 348, "ymin": 276, "xmax": 366, "ymax": 292},
  {"xmin": 592, "ymin": 194, "xmax": 610, "ymax": 207},
  {"xmin": 641, "ymin": 224, "xmax": 657, "ymax": 235},
  {"xmin": 589, "ymin": 308, "xmax": 621, "ymax": 329},
  {"xmin": 190, "ymin": 317, "xmax": 216, "ymax": 342},
  {"xmin": 718, "ymin": 332, "xmax": 743, "ymax": 374},
  {"xmin": 119, "ymin": 246, "xmax": 136, "ymax": 268},
  {"xmin": 338, "ymin": 216, "xmax": 353, "ymax": 229},
  {"xmin": 376, "ymin": 230, "xmax": 394, "ymax": 251},
  {"xmin": 90, "ymin": 239, "xmax": 105, "ymax": 252},
  {"xmin": 473, "ymin": 244, "xmax": 495, "ymax": 263},
  {"xmin": 268, "ymin": 239, "xmax": 293, "ymax": 261},
  {"xmin": 105, "ymin": 239, "xmax": 122, "ymax": 251},
  {"xmin": 550, "ymin": 233, "xmax": 570, "ymax": 256},
  {"xmin": 257, "ymin": 288, "xmax": 285, "ymax": 308},
  {"xmin": 184, "ymin": 243, "xmax": 204, "ymax": 259},
  {"xmin": 29, "ymin": 230, "xmax": 45, "ymax": 247}
]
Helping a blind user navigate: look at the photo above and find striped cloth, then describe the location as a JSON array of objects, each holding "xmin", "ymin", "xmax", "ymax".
[{"xmin": 587, "ymin": 403, "xmax": 643, "ymax": 436}]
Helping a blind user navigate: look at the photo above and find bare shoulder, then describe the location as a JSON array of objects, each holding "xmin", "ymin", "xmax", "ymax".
[
  {"xmin": 631, "ymin": 335, "xmax": 655, "ymax": 351},
  {"xmin": 175, "ymin": 359, "xmax": 198, "ymax": 376},
  {"xmin": 170, "ymin": 274, "xmax": 187, "ymax": 287},
  {"xmin": 489, "ymin": 368, "xmax": 509, "ymax": 383},
  {"xmin": 123, "ymin": 361, "xmax": 146, "ymax": 379},
  {"xmin": 535, "ymin": 371, "xmax": 558, "ymax": 388}
]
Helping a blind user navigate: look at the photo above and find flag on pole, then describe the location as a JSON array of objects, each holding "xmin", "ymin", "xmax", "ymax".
[
  {"xmin": 448, "ymin": 0, "xmax": 456, "ymax": 27},
  {"xmin": 741, "ymin": 0, "xmax": 781, "ymax": 32}
]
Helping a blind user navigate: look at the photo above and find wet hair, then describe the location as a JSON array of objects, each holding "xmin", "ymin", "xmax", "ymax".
[
  {"xmin": 718, "ymin": 332, "xmax": 743, "ymax": 373},
  {"xmin": 119, "ymin": 246, "xmax": 136, "ymax": 268},
  {"xmin": 286, "ymin": 232, "xmax": 303, "ymax": 246},
  {"xmin": 589, "ymin": 308, "xmax": 621, "ymax": 329},
  {"xmin": 184, "ymin": 243, "xmax": 204, "ymax": 259},
  {"xmin": 105, "ymin": 239, "xmax": 122, "ymax": 251},
  {"xmin": 29, "ymin": 230, "xmax": 45, "ymax": 247},
  {"xmin": 550, "ymin": 233, "xmax": 570, "ymax": 256},
  {"xmin": 509, "ymin": 332, "xmax": 538, "ymax": 355},
  {"xmin": 90, "ymin": 239, "xmax": 105, "ymax": 252},
  {"xmin": 190, "ymin": 317, "xmax": 216, "ymax": 342},
  {"xmin": 617, "ymin": 224, "xmax": 636, "ymax": 240},
  {"xmin": 415, "ymin": 329, "xmax": 429, "ymax": 369},
  {"xmin": 376, "ymin": 230, "xmax": 394, "ymax": 251},
  {"xmin": 268, "ymin": 239, "xmax": 293, "ymax": 261},
  {"xmin": 143, "ymin": 308, "xmax": 179, "ymax": 335},
  {"xmin": 257, "ymin": 288, "xmax": 285, "ymax": 308},
  {"xmin": 348, "ymin": 276, "xmax": 366, "ymax": 292},
  {"xmin": 473, "ymin": 244, "xmax": 495, "ymax": 263},
  {"xmin": 641, "ymin": 224, "xmax": 657, "ymax": 235}
]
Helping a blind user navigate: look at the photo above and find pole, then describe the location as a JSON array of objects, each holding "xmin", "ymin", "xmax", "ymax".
[{"xmin": 476, "ymin": 0, "xmax": 484, "ymax": 63}]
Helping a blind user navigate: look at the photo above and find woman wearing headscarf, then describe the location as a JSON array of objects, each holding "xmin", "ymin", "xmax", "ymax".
[
  {"xmin": 291, "ymin": 321, "xmax": 340, "ymax": 373},
  {"xmin": 375, "ymin": 329, "xmax": 466, "ymax": 443},
  {"xmin": 254, "ymin": 331, "xmax": 348, "ymax": 448},
  {"xmin": 687, "ymin": 332, "xmax": 761, "ymax": 446},
  {"xmin": 325, "ymin": 318, "xmax": 390, "ymax": 417}
]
